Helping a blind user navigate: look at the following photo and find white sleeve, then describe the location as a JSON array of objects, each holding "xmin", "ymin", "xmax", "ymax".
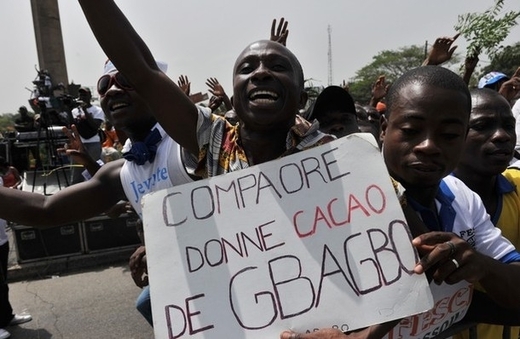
[
  {"xmin": 513, "ymin": 100, "xmax": 520, "ymax": 151},
  {"xmin": 444, "ymin": 176, "xmax": 516, "ymax": 260}
]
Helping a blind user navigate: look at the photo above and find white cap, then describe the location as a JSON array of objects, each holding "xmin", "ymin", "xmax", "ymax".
[{"xmin": 103, "ymin": 59, "xmax": 168, "ymax": 75}]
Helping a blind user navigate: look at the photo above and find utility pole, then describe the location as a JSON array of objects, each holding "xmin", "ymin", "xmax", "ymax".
[
  {"xmin": 30, "ymin": 0, "xmax": 68, "ymax": 88},
  {"xmin": 327, "ymin": 25, "xmax": 333, "ymax": 86}
]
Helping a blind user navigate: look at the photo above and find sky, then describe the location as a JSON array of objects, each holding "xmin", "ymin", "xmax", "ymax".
[{"xmin": 0, "ymin": 0, "xmax": 519, "ymax": 114}]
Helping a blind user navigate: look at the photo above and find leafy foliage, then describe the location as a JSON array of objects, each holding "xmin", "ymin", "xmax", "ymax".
[
  {"xmin": 481, "ymin": 41, "xmax": 520, "ymax": 76},
  {"xmin": 455, "ymin": 0, "xmax": 520, "ymax": 59},
  {"xmin": 0, "ymin": 113, "xmax": 16, "ymax": 134},
  {"xmin": 347, "ymin": 45, "xmax": 459, "ymax": 104}
]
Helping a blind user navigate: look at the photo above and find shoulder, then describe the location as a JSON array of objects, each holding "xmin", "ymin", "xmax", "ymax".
[
  {"xmin": 94, "ymin": 158, "xmax": 125, "ymax": 185},
  {"xmin": 512, "ymin": 99, "xmax": 520, "ymax": 115},
  {"xmin": 503, "ymin": 168, "xmax": 520, "ymax": 190},
  {"xmin": 89, "ymin": 105, "xmax": 105, "ymax": 117},
  {"xmin": 442, "ymin": 175, "xmax": 472, "ymax": 193},
  {"xmin": 442, "ymin": 175, "xmax": 483, "ymax": 210}
]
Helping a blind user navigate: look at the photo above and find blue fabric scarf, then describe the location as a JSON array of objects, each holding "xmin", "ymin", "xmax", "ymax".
[{"xmin": 123, "ymin": 128, "xmax": 162, "ymax": 165}]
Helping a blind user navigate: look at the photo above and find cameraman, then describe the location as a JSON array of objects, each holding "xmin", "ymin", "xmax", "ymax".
[{"xmin": 70, "ymin": 87, "xmax": 105, "ymax": 184}]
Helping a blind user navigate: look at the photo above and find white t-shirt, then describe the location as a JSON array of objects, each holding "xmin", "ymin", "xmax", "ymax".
[
  {"xmin": 71, "ymin": 104, "xmax": 105, "ymax": 143},
  {"xmin": 513, "ymin": 100, "xmax": 520, "ymax": 151},
  {"xmin": 119, "ymin": 123, "xmax": 194, "ymax": 218}
]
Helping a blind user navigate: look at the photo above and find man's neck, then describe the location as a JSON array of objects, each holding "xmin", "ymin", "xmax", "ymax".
[
  {"xmin": 453, "ymin": 168, "xmax": 497, "ymax": 214},
  {"xmin": 403, "ymin": 184, "xmax": 439, "ymax": 209},
  {"xmin": 239, "ymin": 125, "xmax": 289, "ymax": 165},
  {"xmin": 126, "ymin": 122, "xmax": 157, "ymax": 142}
]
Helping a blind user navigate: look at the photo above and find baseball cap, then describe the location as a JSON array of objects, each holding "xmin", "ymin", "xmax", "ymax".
[
  {"xmin": 103, "ymin": 59, "xmax": 168, "ymax": 75},
  {"xmin": 309, "ymin": 86, "xmax": 356, "ymax": 120},
  {"xmin": 478, "ymin": 72, "xmax": 509, "ymax": 89}
]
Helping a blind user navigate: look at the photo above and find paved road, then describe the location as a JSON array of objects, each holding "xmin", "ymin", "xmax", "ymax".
[{"xmin": 7, "ymin": 262, "xmax": 154, "ymax": 339}]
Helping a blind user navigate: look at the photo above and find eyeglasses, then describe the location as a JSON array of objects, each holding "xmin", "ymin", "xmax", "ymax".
[{"xmin": 97, "ymin": 72, "xmax": 133, "ymax": 96}]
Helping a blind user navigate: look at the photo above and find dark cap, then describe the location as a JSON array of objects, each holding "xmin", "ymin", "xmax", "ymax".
[
  {"xmin": 309, "ymin": 86, "xmax": 356, "ymax": 120},
  {"xmin": 78, "ymin": 86, "xmax": 91, "ymax": 93},
  {"xmin": 18, "ymin": 106, "xmax": 28, "ymax": 113}
]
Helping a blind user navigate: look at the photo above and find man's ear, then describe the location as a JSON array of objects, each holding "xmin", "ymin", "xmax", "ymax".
[{"xmin": 299, "ymin": 90, "xmax": 308, "ymax": 109}]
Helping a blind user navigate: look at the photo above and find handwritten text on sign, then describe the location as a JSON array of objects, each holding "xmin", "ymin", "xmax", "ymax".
[{"xmin": 142, "ymin": 134, "xmax": 433, "ymax": 339}]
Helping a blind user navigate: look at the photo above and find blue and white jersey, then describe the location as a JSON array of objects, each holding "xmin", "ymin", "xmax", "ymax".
[{"xmin": 384, "ymin": 175, "xmax": 520, "ymax": 339}]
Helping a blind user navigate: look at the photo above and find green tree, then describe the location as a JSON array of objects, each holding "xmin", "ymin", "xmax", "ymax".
[
  {"xmin": 481, "ymin": 41, "xmax": 520, "ymax": 76},
  {"xmin": 455, "ymin": 0, "xmax": 520, "ymax": 59},
  {"xmin": 347, "ymin": 45, "xmax": 458, "ymax": 104},
  {"xmin": 0, "ymin": 113, "xmax": 16, "ymax": 134}
]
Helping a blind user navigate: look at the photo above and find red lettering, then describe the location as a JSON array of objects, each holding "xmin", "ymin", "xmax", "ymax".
[
  {"xmin": 327, "ymin": 198, "xmax": 349, "ymax": 226},
  {"xmin": 347, "ymin": 194, "xmax": 371, "ymax": 221}
]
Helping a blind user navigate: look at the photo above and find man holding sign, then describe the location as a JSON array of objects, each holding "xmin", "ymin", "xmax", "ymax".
[
  {"xmin": 76, "ymin": 2, "xmax": 520, "ymax": 338},
  {"xmin": 141, "ymin": 133, "xmax": 434, "ymax": 338},
  {"xmin": 291, "ymin": 66, "xmax": 520, "ymax": 339}
]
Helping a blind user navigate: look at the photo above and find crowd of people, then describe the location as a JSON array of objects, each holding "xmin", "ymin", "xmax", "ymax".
[{"xmin": 1, "ymin": 1, "xmax": 520, "ymax": 338}]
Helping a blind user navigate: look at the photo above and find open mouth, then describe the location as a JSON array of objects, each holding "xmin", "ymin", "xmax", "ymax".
[
  {"xmin": 249, "ymin": 90, "xmax": 279, "ymax": 104},
  {"xmin": 110, "ymin": 102, "xmax": 130, "ymax": 111}
]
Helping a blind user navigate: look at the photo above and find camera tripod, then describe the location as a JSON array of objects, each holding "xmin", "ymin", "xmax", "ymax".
[{"xmin": 28, "ymin": 104, "xmax": 71, "ymax": 195}]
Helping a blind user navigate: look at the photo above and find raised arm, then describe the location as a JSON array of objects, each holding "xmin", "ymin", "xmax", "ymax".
[
  {"xmin": 177, "ymin": 75, "xmax": 191, "ymax": 97},
  {"xmin": 77, "ymin": 0, "xmax": 199, "ymax": 155},
  {"xmin": 461, "ymin": 54, "xmax": 479, "ymax": 86},
  {"xmin": 422, "ymin": 33, "xmax": 459, "ymax": 66},
  {"xmin": 498, "ymin": 67, "xmax": 520, "ymax": 104},
  {"xmin": 369, "ymin": 75, "xmax": 388, "ymax": 108},
  {"xmin": 0, "ymin": 159, "xmax": 125, "ymax": 228},
  {"xmin": 270, "ymin": 17, "xmax": 289, "ymax": 46},
  {"xmin": 206, "ymin": 77, "xmax": 233, "ymax": 111}
]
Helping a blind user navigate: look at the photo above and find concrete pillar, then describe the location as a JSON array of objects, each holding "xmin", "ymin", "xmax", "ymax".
[{"xmin": 30, "ymin": 0, "xmax": 68, "ymax": 88}]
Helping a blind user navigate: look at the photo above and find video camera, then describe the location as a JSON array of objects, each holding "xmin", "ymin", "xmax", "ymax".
[
  {"xmin": 27, "ymin": 68, "xmax": 85, "ymax": 127},
  {"xmin": 58, "ymin": 95, "xmax": 84, "ymax": 109}
]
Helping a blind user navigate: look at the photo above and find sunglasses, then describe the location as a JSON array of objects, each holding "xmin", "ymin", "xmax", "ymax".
[{"xmin": 97, "ymin": 72, "xmax": 133, "ymax": 96}]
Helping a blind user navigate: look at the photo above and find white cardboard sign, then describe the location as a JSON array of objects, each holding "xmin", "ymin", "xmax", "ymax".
[{"xmin": 142, "ymin": 134, "xmax": 433, "ymax": 339}]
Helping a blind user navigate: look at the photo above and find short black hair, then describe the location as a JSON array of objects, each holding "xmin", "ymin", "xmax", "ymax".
[
  {"xmin": 386, "ymin": 66, "xmax": 471, "ymax": 118},
  {"xmin": 234, "ymin": 40, "xmax": 305, "ymax": 89},
  {"xmin": 470, "ymin": 87, "xmax": 511, "ymax": 110}
]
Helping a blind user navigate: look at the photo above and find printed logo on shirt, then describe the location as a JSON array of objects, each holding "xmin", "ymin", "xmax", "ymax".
[
  {"xmin": 384, "ymin": 282, "xmax": 473, "ymax": 339},
  {"xmin": 129, "ymin": 166, "xmax": 169, "ymax": 204},
  {"xmin": 458, "ymin": 229, "xmax": 476, "ymax": 248}
]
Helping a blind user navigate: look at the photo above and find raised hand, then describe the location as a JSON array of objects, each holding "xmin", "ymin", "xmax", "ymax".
[
  {"xmin": 208, "ymin": 95, "xmax": 224, "ymax": 112},
  {"xmin": 270, "ymin": 17, "xmax": 289, "ymax": 46},
  {"xmin": 498, "ymin": 66, "xmax": 520, "ymax": 103},
  {"xmin": 206, "ymin": 77, "xmax": 233, "ymax": 110},
  {"xmin": 464, "ymin": 54, "xmax": 479, "ymax": 73},
  {"xmin": 371, "ymin": 75, "xmax": 388, "ymax": 102},
  {"xmin": 57, "ymin": 124, "xmax": 86, "ymax": 159},
  {"xmin": 57, "ymin": 124, "xmax": 103, "ymax": 177},
  {"xmin": 177, "ymin": 75, "xmax": 191, "ymax": 96},
  {"xmin": 462, "ymin": 54, "xmax": 479, "ymax": 85},
  {"xmin": 422, "ymin": 33, "xmax": 460, "ymax": 66},
  {"xmin": 206, "ymin": 77, "xmax": 225, "ymax": 97}
]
